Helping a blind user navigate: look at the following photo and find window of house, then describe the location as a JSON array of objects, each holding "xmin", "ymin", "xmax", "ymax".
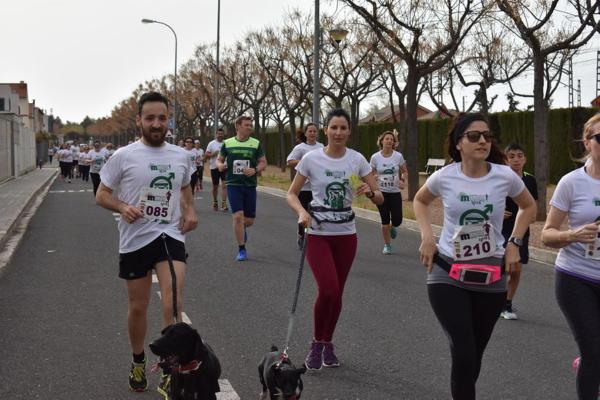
[{"xmin": 0, "ymin": 98, "xmax": 5, "ymax": 111}]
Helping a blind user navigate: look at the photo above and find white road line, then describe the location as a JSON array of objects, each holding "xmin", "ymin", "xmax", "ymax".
[
  {"xmin": 217, "ymin": 380, "xmax": 241, "ymax": 400},
  {"xmin": 47, "ymin": 189, "xmax": 93, "ymax": 194},
  {"xmin": 152, "ymin": 274, "xmax": 158, "ymax": 283},
  {"xmin": 112, "ymin": 212, "xmax": 120, "ymax": 216}
]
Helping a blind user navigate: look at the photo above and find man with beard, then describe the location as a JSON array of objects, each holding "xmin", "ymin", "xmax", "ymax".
[{"xmin": 96, "ymin": 91, "xmax": 198, "ymax": 396}]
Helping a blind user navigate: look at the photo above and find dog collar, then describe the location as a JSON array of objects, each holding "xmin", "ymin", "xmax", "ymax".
[{"xmin": 173, "ymin": 359, "xmax": 202, "ymax": 374}]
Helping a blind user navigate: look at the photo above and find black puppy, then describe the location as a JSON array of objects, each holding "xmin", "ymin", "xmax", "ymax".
[
  {"xmin": 258, "ymin": 346, "xmax": 307, "ymax": 400},
  {"xmin": 150, "ymin": 322, "xmax": 221, "ymax": 400}
]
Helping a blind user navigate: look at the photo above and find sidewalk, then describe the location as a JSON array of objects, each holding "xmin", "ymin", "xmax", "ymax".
[{"xmin": 0, "ymin": 166, "xmax": 58, "ymax": 250}]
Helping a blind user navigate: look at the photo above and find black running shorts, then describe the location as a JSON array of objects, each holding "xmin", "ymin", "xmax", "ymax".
[{"xmin": 119, "ymin": 234, "xmax": 187, "ymax": 280}]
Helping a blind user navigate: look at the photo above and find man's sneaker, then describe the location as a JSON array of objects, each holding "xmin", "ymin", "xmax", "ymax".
[
  {"xmin": 128, "ymin": 360, "xmax": 148, "ymax": 392},
  {"xmin": 157, "ymin": 372, "xmax": 171, "ymax": 399},
  {"xmin": 304, "ymin": 341, "xmax": 324, "ymax": 370},
  {"xmin": 322, "ymin": 342, "xmax": 340, "ymax": 367},
  {"xmin": 236, "ymin": 248, "xmax": 247, "ymax": 261},
  {"xmin": 390, "ymin": 226, "xmax": 397, "ymax": 239},
  {"xmin": 382, "ymin": 244, "xmax": 392, "ymax": 255},
  {"xmin": 213, "ymin": 202, "xmax": 218, "ymax": 211},
  {"xmin": 500, "ymin": 309, "xmax": 518, "ymax": 320}
]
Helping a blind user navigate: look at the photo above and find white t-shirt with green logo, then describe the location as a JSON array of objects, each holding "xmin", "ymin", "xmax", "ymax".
[
  {"xmin": 183, "ymin": 148, "xmax": 199, "ymax": 173},
  {"xmin": 206, "ymin": 140, "xmax": 224, "ymax": 170},
  {"xmin": 89, "ymin": 149, "xmax": 108, "ymax": 173},
  {"xmin": 550, "ymin": 167, "xmax": 600, "ymax": 282},
  {"xmin": 369, "ymin": 150, "xmax": 406, "ymax": 193},
  {"xmin": 295, "ymin": 148, "xmax": 371, "ymax": 236},
  {"xmin": 426, "ymin": 162, "xmax": 525, "ymax": 259},
  {"xmin": 286, "ymin": 142, "xmax": 324, "ymax": 191},
  {"xmin": 100, "ymin": 141, "xmax": 193, "ymax": 253}
]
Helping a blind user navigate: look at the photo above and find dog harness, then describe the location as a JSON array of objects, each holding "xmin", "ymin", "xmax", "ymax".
[{"xmin": 171, "ymin": 359, "xmax": 203, "ymax": 375}]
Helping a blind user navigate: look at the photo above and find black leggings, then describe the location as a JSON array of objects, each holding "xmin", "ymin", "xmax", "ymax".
[
  {"xmin": 90, "ymin": 173, "xmax": 101, "ymax": 196},
  {"xmin": 556, "ymin": 270, "xmax": 600, "ymax": 400},
  {"xmin": 428, "ymin": 284, "xmax": 506, "ymax": 400},
  {"xmin": 298, "ymin": 191, "xmax": 313, "ymax": 236},
  {"xmin": 377, "ymin": 192, "xmax": 403, "ymax": 226},
  {"xmin": 190, "ymin": 171, "xmax": 198, "ymax": 193},
  {"xmin": 60, "ymin": 161, "xmax": 72, "ymax": 179},
  {"xmin": 79, "ymin": 165, "xmax": 90, "ymax": 181}
]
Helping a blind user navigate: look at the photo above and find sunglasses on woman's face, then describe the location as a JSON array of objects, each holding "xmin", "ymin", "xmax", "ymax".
[
  {"xmin": 592, "ymin": 133, "xmax": 600, "ymax": 144},
  {"xmin": 462, "ymin": 130, "xmax": 494, "ymax": 143}
]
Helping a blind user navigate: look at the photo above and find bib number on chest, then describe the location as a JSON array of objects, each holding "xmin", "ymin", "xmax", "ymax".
[
  {"xmin": 138, "ymin": 187, "xmax": 173, "ymax": 222},
  {"xmin": 233, "ymin": 160, "xmax": 250, "ymax": 175},
  {"xmin": 585, "ymin": 227, "xmax": 600, "ymax": 261},
  {"xmin": 378, "ymin": 174, "xmax": 398, "ymax": 189},
  {"xmin": 452, "ymin": 223, "xmax": 496, "ymax": 261}
]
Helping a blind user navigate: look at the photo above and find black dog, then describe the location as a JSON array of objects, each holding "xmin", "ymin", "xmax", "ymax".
[
  {"xmin": 258, "ymin": 346, "xmax": 306, "ymax": 400},
  {"xmin": 150, "ymin": 322, "xmax": 221, "ymax": 400}
]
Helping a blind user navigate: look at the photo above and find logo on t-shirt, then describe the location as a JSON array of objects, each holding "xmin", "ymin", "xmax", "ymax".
[
  {"xmin": 593, "ymin": 197, "xmax": 600, "ymax": 207},
  {"xmin": 325, "ymin": 170, "xmax": 346, "ymax": 179},
  {"xmin": 150, "ymin": 172, "xmax": 175, "ymax": 190},
  {"xmin": 458, "ymin": 193, "xmax": 489, "ymax": 205},
  {"xmin": 459, "ymin": 204, "xmax": 494, "ymax": 225},
  {"xmin": 149, "ymin": 163, "xmax": 172, "ymax": 173},
  {"xmin": 324, "ymin": 182, "xmax": 347, "ymax": 210}
]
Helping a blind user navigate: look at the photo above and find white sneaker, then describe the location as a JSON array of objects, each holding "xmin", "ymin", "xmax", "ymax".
[
  {"xmin": 382, "ymin": 244, "xmax": 392, "ymax": 255},
  {"xmin": 500, "ymin": 310, "xmax": 518, "ymax": 320}
]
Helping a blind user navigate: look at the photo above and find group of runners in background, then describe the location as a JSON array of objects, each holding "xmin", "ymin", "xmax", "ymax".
[{"xmin": 71, "ymin": 90, "xmax": 598, "ymax": 400}]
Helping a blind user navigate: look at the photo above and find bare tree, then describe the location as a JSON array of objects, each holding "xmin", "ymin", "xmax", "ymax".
[
  {"xmin": 341, "ymin": 0, "xmax": 489, "ymax": 200},
  {"xmin": 497, "ymin": 0, "xmax": 600, "ymax": 218}
]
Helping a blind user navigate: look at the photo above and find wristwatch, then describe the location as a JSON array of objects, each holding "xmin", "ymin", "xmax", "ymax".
[
  {"xmin": 508, "ymin": 236, "xmax": 523, "ymax": 247},
  {"xmin": 366, "ymin": 191, "xmax": 375, "ymax": 199}
]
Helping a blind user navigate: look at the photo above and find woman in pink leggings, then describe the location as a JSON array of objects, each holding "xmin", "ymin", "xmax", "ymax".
[{"xmin": 287, "ymin": 108, "xmax": 383, "ymax": 370}]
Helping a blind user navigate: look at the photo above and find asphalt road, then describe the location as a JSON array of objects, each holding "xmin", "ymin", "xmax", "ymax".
[{"xmin": 0, "ymin": 177, "xmax": 581, "ymax": 400}]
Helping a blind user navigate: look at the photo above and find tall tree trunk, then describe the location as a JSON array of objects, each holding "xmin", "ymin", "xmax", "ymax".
[
  {"xmin": 532, "ymin": 54, "xmax": 548, "ymax": 220},
  {"xmin": 289, "ymin": 112, "xmax": 297, "ymax": 181},
  {"xmin": 405, "ymin": 70, "xmax": 420, "ymax": 201},
  {"xmin": 278, "ymin": 123, "xmax": 286, "ymax": 172},
  {"xmin": 350, "ymin": 97, "xmax": 360, "ymax": 150}
]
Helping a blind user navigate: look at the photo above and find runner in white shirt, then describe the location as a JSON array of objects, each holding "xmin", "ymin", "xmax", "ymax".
[
  {"xmin": 205, "ymin": 127, "xmax": 228, "ymax": 211},
  {"xmin": 370, "ymin": 130, "xmax": 408, "ymax": 254},
  {"xmin": 413, "ymin": 113, "xmax": 536, "ymax": 400},
  {"xmin": 71, "ymin": 142, "xmax": 81, "ymax": 179},
  {"xmin": 542, "ymin": 113, "xmax": 600, "ymax": 399},
  {"xmin": 57, "ymin": 144, "xmax": 73, "ymax": 182},
  {"xmin": 183, "ymin": 137, "xmax": 200, "ymax": 193},
  {"xmin": 194, "ymin": 140, "xmax": 205, "ymax": 192},
  {"xmin": 96, "ymin": 92, "xmax": 198, "ymax": 395},
  {"xmin": 287, "ymin": 108, "xmax": 383, "ymax": 370},
  {"xmin": 286, "ymin": 123, "xmax": 324, "ymax": 247},
  {"xmin": 89, "ymin": 140, "xmax": 109, "ymax": 196},
  {"xmin": 78, "ymin": 144, "xmax": 92, "ymax": 182}
]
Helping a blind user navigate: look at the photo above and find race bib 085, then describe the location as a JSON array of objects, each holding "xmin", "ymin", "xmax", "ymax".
[{"xmin": 138, "ymin": 187, "xmax": 173, "ymax": 222}]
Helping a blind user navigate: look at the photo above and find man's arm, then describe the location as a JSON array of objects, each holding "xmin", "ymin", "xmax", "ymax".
[{"xmin": 179, "ymin": 185, "xmax": 198, "ymax": 233}]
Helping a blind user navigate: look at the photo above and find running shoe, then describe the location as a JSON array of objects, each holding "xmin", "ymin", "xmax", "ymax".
[
  {"xmin": 128, "ymin": 360, "xmax": 148, "ymax": 392},
  {"xmin": 390, "ymin": 226, "xmax": 397, "ymax": 239},
  {"xmin": 304, "ymin": 341, "xmax": 324, "ymax": 370},
  {"xmin": 236, "ymin": 248, "xmax": 247, "ymax": 261},
  {"xmin": 382, "ymin": 244, "xmax": 392, "ymax": 255},
  {"xmin": 221, "ymin": 202, "xmax": 228, "ymax": 211},
  {"xmin": 157, "ymin": 372, "xmax": 171, "ymax": 399},
  {"xmin": 213, "ymin": 202, "xmax": 218, "ymax": 211},
  {"xmin": 500, "ymin": 309, "xmax": 518, "ymax": 320},
  {"xmin": 322, "ymin": 342, "xmax": 340, "ymax": 367}
]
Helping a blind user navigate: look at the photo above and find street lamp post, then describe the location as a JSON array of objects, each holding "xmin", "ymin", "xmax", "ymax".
[
  {"xmin": 141, "ymin": 18, "xmax": 178, "ymax": 140},
  {"xmin": 312, "ymin": 1, "xmax": 348, "ymax": 127},
  {"xmin": 213, "ymin": 0, "xmax": 221, "ymax": 135}
]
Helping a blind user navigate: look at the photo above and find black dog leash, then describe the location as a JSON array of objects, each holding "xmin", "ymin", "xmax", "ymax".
[
  {"xmin": 161, "ymin": 233, "xmax": 178, "ymax": 324},
  {"xmin": 282, "ymin": 227, "xmax": 309, "ymax": 359}
]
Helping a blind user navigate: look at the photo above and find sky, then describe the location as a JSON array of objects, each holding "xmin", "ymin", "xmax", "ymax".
[{"xmin": 2, "ymin": 1, "xmax": 600, "ymax": 123}]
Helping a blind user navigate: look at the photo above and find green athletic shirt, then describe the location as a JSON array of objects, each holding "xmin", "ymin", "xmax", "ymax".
[{"xmin": 220, "ymin": 136, "xmax": 265, "ymax": 186}]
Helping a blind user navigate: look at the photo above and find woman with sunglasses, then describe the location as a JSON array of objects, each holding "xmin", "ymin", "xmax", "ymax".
[
  {"xmin": 413, "ymin": 113, "xmax": 536, "ymax": 400},
  {"xmin": 287, "ymin": 108, "xmax": 383, "ymax": 370},
  {"xmin": 542, "ymin": 113, "xmax": 600, "ymax": 400}
]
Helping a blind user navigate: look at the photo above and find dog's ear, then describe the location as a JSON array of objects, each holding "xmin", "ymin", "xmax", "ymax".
[{"xmin": 297, "ymin": 365, "xmax": 307, "ymax": 375}]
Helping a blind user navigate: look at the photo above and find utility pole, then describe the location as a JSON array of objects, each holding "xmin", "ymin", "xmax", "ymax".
[{"xmin": 568, "ymin": 58, "xmax": 573, "ymax": 108}]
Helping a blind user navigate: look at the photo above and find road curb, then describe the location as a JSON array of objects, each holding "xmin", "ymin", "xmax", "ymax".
[
  {"xmin": 256, "ymin": 184, "xmax": 557, "ymax": 266},
  {"xmin": 0, "ymin": 169, "xmax": 59, "ymax": 251}
]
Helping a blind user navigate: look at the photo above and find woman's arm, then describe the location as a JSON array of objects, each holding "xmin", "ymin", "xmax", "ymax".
[
  {"xmin": 413, "ymin": 185, "xmax": 438, "ymax": 271},
  {"xmin": 358, "ymin": 173, "xmax": 384, "ymax": 205},
  {"xmin": 542, "ymin": 206, "xmax": 600, "ymax": 248},
  {"xmin": 505, "ymin": 189, "xmax": 537, "ymax": 268}
]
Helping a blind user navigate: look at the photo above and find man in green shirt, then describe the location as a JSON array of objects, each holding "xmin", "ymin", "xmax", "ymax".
[{"xmin": 217, "ymin": 115, "xmax": 267, "ymax": 261}]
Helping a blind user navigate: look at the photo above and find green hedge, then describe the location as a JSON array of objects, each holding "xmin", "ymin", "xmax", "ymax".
[{"xmin": 261, "ymin": 108, "xmax": 597, "ymax": 184}]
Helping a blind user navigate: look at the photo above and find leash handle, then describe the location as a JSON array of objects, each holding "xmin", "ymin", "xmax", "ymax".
[
  {"xmin": 283, "ymin": 227, "xmax": 309, "ymax": 352},
  {"xmin": 161, "ymin": 233, "xmax": 178, "ymax": 324}
]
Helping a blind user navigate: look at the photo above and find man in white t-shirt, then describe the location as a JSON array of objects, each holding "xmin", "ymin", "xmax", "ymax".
[
  {"xmin": 194, "ymin": 140, "xmax": 205, "ymax": 191},
  {"xmin": 96, "ymin": 91, "xmax": 198, "ymax": 395},
  {"xmin": 205, "ymin": 127, "xmax": 228, "ymax": 211}
]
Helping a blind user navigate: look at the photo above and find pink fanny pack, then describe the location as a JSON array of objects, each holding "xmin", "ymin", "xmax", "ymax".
[{"xmin": 449, "ymin": 263, "xmax": 502, "ymax": 285}]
